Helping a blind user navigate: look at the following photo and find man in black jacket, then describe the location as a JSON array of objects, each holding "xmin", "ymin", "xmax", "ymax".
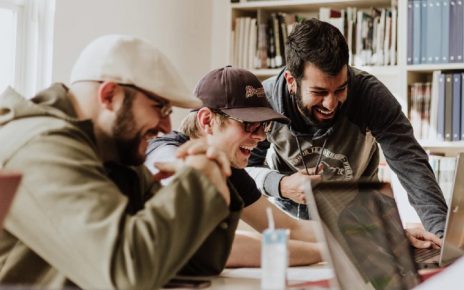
[{"xmin": 247, "ymin": 18, "xmax": 447, "ymax": 238}]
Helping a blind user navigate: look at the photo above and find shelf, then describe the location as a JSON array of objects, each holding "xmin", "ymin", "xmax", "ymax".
[
  {"xmin": 250, "ymin": 68, "xmax": 282, "ymax": 77},
  {"xmin": 249, "ymin": 65, "xmax": 400, "ymax": 78},
  {"xmin": 231, "ymin": 0, "xmax": 391, "ymax": 12},
  {"xmin": 407, "ymin": 63, "xmax": 464, "ymax": 72},
  {"xmin": 419, "ymin": 140, "xmax": 464, "ymax": 150}
]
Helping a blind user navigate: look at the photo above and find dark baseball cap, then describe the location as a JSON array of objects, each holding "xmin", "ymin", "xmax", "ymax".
[{"xmin": 194, "ymin": 66, "xmax": 289, "ymax": 124}]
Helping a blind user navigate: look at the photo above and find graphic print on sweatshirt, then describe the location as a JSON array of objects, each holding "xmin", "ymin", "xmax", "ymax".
[{"xmin": 291, "ymin": 146, "xmax": 353, "ymax": 180}]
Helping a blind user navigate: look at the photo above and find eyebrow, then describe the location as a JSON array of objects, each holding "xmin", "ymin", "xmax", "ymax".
[{"xmin": 310, "ymin": 81, "xmax": 348, "ymax": 91}]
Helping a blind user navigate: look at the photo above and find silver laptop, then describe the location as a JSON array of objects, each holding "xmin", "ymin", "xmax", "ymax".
[
  {"xmin": 304, "ymin": 181, "xmax": 420, "ymax": 290},
  {"xmin": 0, "ymin": 171, "xmax": 21, "ymax": 229},
  {"xmin": 414, "ymin": 152, "xmax": 464, "ymax": 268},
  {"xmin": 431, "ymin": 152, "xmax": 464, "ymax": 266}
]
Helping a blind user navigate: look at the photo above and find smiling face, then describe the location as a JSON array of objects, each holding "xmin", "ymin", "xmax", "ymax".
[
  {"xmin": 209, "ymin": 114, "xmax": 266, "ymax": 169},
  {"xmin": 113, "ymin": 86, "xmax": 171, "ymax": 166},
  {"xmin": 288, "ymin": 63, "xmax": 348, "ymax": 127}
]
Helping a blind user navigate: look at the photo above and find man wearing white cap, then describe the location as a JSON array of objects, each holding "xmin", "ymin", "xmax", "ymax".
[{"xmin": 0, "ymin": 35, "xmax": 232, "ymax": 289}]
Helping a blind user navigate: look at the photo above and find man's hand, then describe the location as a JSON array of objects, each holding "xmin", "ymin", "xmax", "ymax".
[
  {"xmin": 154, "ymin": 137, "xmax": 232, "ymax": 205},
  {"xmin": 279, "ymin": 165, "xmax": 323, "ymax": 204},
  {"xmin": 405, "ymin": 227, "xmax": 442, "ymax": 249},
  {"xmin": 176, "ymin": 137, "xmax": 231, "ymax": 177}
]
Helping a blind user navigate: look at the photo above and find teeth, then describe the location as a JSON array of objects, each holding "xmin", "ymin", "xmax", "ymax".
[
  {"xmin": 240, "ymin": 145, "xmax": 254, "ymax": 151},
  {"xmin": 316, "ymin": 108, "xmax": 333, "ymax": 115}
]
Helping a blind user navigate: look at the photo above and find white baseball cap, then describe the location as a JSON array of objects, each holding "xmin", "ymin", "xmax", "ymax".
[{"xmin": 70, "ymin": 34, "xmax": 201, "ymax": 108}]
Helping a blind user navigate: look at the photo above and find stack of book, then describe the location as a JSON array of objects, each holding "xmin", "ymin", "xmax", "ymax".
[
  {"xmin": 407, "ymin": 0, "xmax": 463, "ymax": 65},
  {"xmin": 409, "ymin": 71, "xmax": 464, "ymax": 142},
  {"xmin": 231, "ymin": 6, "xmax": 398, "ymax": 70}
]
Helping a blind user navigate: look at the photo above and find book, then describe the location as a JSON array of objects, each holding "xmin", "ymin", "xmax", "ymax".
[
  {"xmin": 413, "ymin": 0, "xmax": 422, "ymax": 64},
  {"xmin": 444, "ymin": 73, "xmax": 453, "ymax": 141},
  {"xmin": 437, "ymin": 72, "xmax": 446, "ymax": 141},
  {"xmin": 452, "ymin": 73, "xmax": 462, "ymax": 140},
  {"xmin": 407, "ymin": 0, "xmax": 414, "ymax": 64}
]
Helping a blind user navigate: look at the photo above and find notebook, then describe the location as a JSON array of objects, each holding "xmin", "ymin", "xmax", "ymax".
[
  {"xmin": 0, "ymin": 171, "xmax": 21, "ymax": 229},
  {"xmin": 303, "ymin": 181, "xmax": 421, "ymax": 290}
]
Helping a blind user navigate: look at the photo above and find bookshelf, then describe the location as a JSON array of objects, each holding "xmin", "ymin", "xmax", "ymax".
[
  {"xmin": 227, "ymin": 0, "xmax": 464, "ymax": 222},
  {"xmin": 228, "ymin": 0, "xmax": 464, "ymax": 154}
]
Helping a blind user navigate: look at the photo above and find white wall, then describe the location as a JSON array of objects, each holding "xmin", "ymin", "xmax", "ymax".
[{"xmin": 52, "ymin": 0, "xmax": 214, "ymax": 127}]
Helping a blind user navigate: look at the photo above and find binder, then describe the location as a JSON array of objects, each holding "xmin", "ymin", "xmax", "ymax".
[
  {"xmin": 444, "ymin": 73, "xmax": 453, "ymax": 141},
  {"xmin": 407, "ymin": 0, "xmax": 414, "ymax": 64},
  {"xmin": 441, "ymin": 0, "xmax": 450, "ymax": 63},
  {"xmin": 413, "ymin": 0, "xmax": 422, "ymax": 64},
  {"xmin": 427, "ymin": 0, "xmax": 442, "ymax": 63},
  {"xmin": 452, "ymin": 73, "xmax": 462, "ymax": 140}
]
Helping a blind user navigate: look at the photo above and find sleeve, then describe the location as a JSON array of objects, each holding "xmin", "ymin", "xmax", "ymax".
[
  {"xmin": 247, "ymin": 137, "xmax": 286, "ymax": 198},
  {"xmin": 228, "ymin": 168, "xmax": 261, "ymax": 206},
  {"xmin": 357, "ymin": 75, "xmax": 447, "ymax": 236},
  {"xmin": 144, "ymin": 144, "xmax": 179, "ymax": 185},
  {"xmin": 5, "ymin": 129, "xmax": 229, "ymax": 290}
]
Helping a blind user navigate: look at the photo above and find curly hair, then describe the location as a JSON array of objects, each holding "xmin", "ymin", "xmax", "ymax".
[{"xmin": 286, "ymin": 18, "xmax": 349, "ymax": 81}]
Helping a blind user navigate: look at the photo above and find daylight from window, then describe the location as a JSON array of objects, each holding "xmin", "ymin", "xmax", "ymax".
[{"xmin": 0, "ymin": 8, "xmax": 16, "ymax": 93}]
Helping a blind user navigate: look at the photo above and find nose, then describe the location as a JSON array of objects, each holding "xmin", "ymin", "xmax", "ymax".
[
  {"xmin": 323, "ymin": 94, "xmax": 338, "ymax": 111},
  {"xmin": 158, "ymin": 116, "xmax": 172, "ymax": 134}
]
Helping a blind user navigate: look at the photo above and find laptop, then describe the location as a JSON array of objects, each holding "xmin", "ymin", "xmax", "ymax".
[
  {"xmin": 0, "ymin": 171, "xmax": 21, "ymax": 229},
  {"xmin": 415, "ymin": 152, "xmax": 464, "ymax": 268},
  {"xmin": 303, "ymin": 181, "xmax": 421, "ymax": 290}
]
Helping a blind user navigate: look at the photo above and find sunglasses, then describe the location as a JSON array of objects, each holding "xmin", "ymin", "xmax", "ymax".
[
  {"xmin": 120, "ymin": 84, "xmax": 173, "ymax": 118},
  {"xmin": 213, "ymin": 110, "xmax": 273, "ymax": 134}
]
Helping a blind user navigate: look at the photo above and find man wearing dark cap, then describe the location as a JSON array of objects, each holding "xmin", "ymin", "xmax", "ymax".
[
  {"xmin": 146, "ymin": 66, "xmax": 323, "ymax": 271},
  {"xmin": 0, "ymin": 35, "xmax": 232, "ymax": 289}
]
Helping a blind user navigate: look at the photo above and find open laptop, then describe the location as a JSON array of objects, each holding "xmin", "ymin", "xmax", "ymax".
[
  {"xmin": 0, "ymin": 171, "xmax": 21, "ymax": 229},
  {"xmin": 415, "ymin": 152, "xmax": 464, "ymax": 268},
  {"xmin": 303, "ymin": 181, "xmax": 421, "ymax": 290}
]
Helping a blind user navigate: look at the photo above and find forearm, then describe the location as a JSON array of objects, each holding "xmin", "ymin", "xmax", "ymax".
[
  {"xmin": 288, "ymin": 240, "xmax": 323, "ymax": 266},
  {"xmin": 288, "ymin": 220, "xmax": 319, "ymax": 243},
  {"xmin": 225, "ymin": 231, "xmax": 322, "ymax": 268}
]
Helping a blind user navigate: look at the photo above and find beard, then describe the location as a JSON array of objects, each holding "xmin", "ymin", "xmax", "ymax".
[
  {"xmin": 112, "ymin": 97, "xmax": 145, "ymax": 166},
  {"xmin": 293, "ymin": 89, "xmax": 339, "ymax": 129}
]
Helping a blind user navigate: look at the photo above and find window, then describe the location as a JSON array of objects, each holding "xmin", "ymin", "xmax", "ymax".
[{"xmin": 0, "ymin": 0, "xmax": 55, "ymax": 97}]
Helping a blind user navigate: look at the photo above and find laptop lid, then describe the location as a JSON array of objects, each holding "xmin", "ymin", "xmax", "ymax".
[
  {"xmin": 0, "ymin": 171, "xmax": 21, "ymax": 229},
  {"xmin": 305, "ymin": 181, "xmax": 420, "ymax": 290},
  {"xmin": 440, "ymin": 153, "xmax": 464, "ymax": 266}
]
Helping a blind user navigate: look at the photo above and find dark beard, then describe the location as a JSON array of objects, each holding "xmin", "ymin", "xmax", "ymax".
[
  {"xmin": 112, "ymin": 96, "xmax": 144, "ymax": 166},
  {"xmin": 293, "ymin": 89, "xmax": 338, "ymax": 130}
]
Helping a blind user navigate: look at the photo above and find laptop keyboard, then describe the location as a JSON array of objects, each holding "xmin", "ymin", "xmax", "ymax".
[{"xmin": 414, "ymin": 248, "xmax": 441, "ymax": 262}]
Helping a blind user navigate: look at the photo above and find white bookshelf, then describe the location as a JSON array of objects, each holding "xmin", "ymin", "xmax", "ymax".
[{"xmin": 227, "ymin": 0, "xmax": 464, "ymax": 224}]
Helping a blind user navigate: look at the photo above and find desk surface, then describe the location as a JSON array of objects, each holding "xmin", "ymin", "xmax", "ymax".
[{"xmin": 169, "ymin": 264, "xmax": 333, "ymax": 290}]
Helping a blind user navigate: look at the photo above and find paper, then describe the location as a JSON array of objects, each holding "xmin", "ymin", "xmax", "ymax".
[{"xmin": 221, "ymin": 265, "xmax": 334, "ymax": 282}]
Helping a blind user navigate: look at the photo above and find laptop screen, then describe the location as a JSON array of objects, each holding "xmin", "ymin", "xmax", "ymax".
[{"xmin": 307, "ymin": 181, "xmax": 420, "ymax": 290}]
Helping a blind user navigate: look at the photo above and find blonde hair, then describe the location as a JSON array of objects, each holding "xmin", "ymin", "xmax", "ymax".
[{"xmin": 178, "ymin": 110, "xmax": 227, "ymax": 138}]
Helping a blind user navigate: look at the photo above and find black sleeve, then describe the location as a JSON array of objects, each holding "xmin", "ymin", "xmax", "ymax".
[
  {"xmin": 228, "ymin": 168, "xmax": 262, "ymax": 207},
  {"xmin": 351, "ymin": 73, "xmax": 447, "ymax": 236},
  {"xmin": 248, "ymin": 139, "xmax": 270, "ymax": 167}
]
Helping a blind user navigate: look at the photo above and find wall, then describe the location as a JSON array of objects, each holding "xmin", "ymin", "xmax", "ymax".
[{"xmin": 52, "ymin": 0, "xmax": 214, "ymax": 127}]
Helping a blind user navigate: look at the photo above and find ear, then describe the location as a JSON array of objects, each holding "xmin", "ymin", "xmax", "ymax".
[
  {"xmin": 197, "ymin": 107, "xmax": 214, "ymax": 134},
  {"xmin": 97, "ymin": 81, "xmax": 121, "ymax": 111},
  {"xmin": 284, "ymin": 70, "xmax": 297, "ymax": 95}
]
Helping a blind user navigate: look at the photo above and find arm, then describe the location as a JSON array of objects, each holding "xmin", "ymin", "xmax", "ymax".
[
  {"xmin": 225, "ymin": 230, "xmax": 322, "ymax": 267},
  {"xmin": 227, "ymin": 196, "xmax": 321, "ymax": 267},
  {"xmin": 5, "ymin": 130, "xmax": 229, "ymax": 290},
  {"xmin": 353, "ymin": 72, "xmax": 447, "ymax": 236}
]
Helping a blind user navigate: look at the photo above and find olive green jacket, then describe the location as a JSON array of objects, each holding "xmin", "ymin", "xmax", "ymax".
[{"xmin": 0, "ymin": 84, "xmax": 234, "ymax": 289}]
